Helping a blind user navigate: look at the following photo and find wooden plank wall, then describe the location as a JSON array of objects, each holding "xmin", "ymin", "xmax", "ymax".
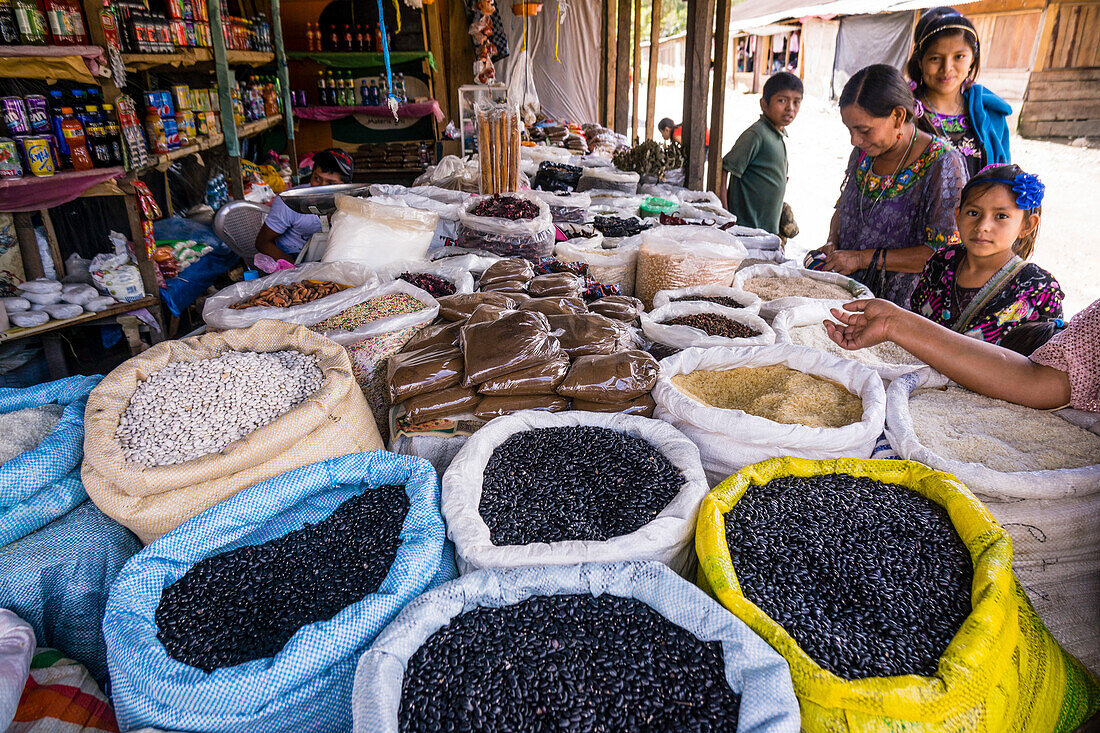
[
  {"xmin": 1019, "ymin": 68, "xmax": 1100, "ymax": 137},
  {"xmin": 1042, "ymin": 1, "xmax": 1100, "ymax": 69}
]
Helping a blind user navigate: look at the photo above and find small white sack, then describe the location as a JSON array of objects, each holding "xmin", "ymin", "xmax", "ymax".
[
  {"xmin": 103, "ymin": 265, "xmax": 145, "ymax": 302},
  {"xmin": 0, "ymin": 609, "xmax": 35, "ymax": 730},
  {"xmin": 376, "ymin": 259, "xmax": 475, "ymax": 295},
  {"xmin": 202, "ymin": 261, "xmax": 382, "ymax": 331},
  {"xmin": 734, "ymin": 264, "xmax": 873, "ymax": 319},
  {"xmin": 576, "ymin": 167, "xmax": 640, "ymax": 194},
  {"xmin": 1, "ymin": 297, "xmax": 30, "ymax": 312},
  {"xmin": 367, "ymin": 191, "xmax": 463, "ymax": 251},
  {"xmin": 442, "ymin": 411, "xmax": 709, "ymax": 576},
  {"xmin": 308, "ymin": 279, "xmax": 439, "ymax": 347},
  {"xmin": 10, "ymin": 311, "xmax": 48, "ymax": 328},
  {"xmin": 642, "ymin": 302, "xmax": 775, "ymax": 349},
  {"xmin": 724, "ymin": 225, "xmax": 783, "ymax": 251},
  {"xmin": 22, "ymin": 290, "xmax": 62, "ymax": 306},
  {"xmin": 16, "ymin": 278, "xmax": 62, "ymax": 295},
  {"xmin": 555, "ymin": 237, "xmax": 638, "ymax": 296},
  {"xmin": 652, "ymin": 285, "xmax": 762, "ymax": 315},
  {"xmin": 43, "ymin": 303, "xmax": 84, "ymax": 320},
  {"xmin": 324, "ymin": 196, "xmax": 439, "ymax": 268},
  {"xmin": 84, "ymin": 297, "xmax": 117, "ymax": 313},
  {"xmin": 652, "ymin": 345, "xmax": 886, "ymax": 485},
  {"xmin": 60, "ymin": 283, "xmax": 100, "ymax": 306},
  {"xmin": 456, "ymin": 194, "xmax": 555, "ymax": 260},
  {"xmin": 351, "ymin": 562, "xmax": 801, "ymax": 733},
  {"xmin": 635, "ymin": 226, "xmax": 749, "ymax": 308}
]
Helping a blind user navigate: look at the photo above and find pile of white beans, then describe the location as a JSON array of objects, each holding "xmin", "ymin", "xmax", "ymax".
[{"xmin": 117, "ymin": 350, "xmax": 323, "ymax": 467}]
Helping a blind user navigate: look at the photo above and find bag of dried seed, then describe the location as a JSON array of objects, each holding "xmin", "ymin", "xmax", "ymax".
[
  {"xmin": 733, "ymin": 264, "xmax": 873, "ymax": 320},
  {"xmin": 82, "ymin": 320, "xmax": 382, "ymax": 544},
  {"xmin": 351, "ymin": 561, "xmax": 801, "ymax": 733},
  {"xmin": 695, "ymin": 456, "xmax": 1100, "ymax": 732},
  {"xmin": 886, "ymin": 371, "xmax": 1100, "ymax": 675},
  {"xmin": 641, "ymin": 302, "xmax": 775, "ymax": 349},
  {"xmin": 377, "ymin": 259, "xmax": 476, "ymax": 296},
  {"xmin": 554, "ymin": 238, "xmax": 639, "ymax": 296},
  {"xmin": 441, "ymin": 411, "xmax": 709, "ymax": 576},
  {"xmin": 635, "ymin": 226, "xmax": 749, "ymax": 309},
  {"xmin": 0, "ymin": 374, "xmax": 102, "ymax": 546},
  {"xmin": 457, "ymin": 195, "xmax": 555, "ymax": 261},
  {"xmin": 306, "ymin": 279, "xmax": 438, "ymax": 348},
  {"xmin": 104, "ymin": 452, "xmax": 452, "ymax": 733},
  {"xmin": 652, "ymin": 284, "xmax": 763, "ymax": 315}
]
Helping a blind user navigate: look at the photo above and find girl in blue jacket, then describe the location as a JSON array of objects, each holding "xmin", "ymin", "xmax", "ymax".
[{"xmin": 907, "ymin": 6, "xmax": 1012, "ymax": 178}]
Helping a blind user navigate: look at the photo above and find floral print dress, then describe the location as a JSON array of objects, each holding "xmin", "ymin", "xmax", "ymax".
[{"xmin": 917, "ymin": 106, "xmax": 984, "ymax": 178}]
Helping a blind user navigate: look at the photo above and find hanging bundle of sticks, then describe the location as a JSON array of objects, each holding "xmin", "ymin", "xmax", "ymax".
[{"xmin": 476, "ymin": 102, "xmax": 521, "ymax": 194}]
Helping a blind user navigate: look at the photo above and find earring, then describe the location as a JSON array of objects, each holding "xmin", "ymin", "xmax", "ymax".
[{"xmin": 897, "ymin": 132, "xmax": 902, "ymax": 140}]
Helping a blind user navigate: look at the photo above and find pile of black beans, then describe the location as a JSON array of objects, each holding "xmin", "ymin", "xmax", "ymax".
[
  {"xmin": 646, "ymin": 342, "xmax": 682, "ymax": 361},
  {"xmin": 479, "ymin": 426, "xmax": 684, "ymax": 545},
  {"xmin": 663, "ymin": 313, "xmax": 760, "ymax": 339},
  {"xmin": 156, "ymin": 485, "xmax": 409, "ymax": 672},
  {"xmin": 670, "ymin": 294, "xmax": 750, "ymax": 310},
  {"xmin": 724, "ymin": 474, "xmax": 973, "ymax": 679},
  {"xmin": 399, "ymin": 272, "xmax": 457, "ymax": 298},
  {"xmin": 400, "ymin": 594, "xmax": 742, "ymax": 732},
  {"xmin": 593, "ymin": 215, "xmax": 648, "ymax": 238}
]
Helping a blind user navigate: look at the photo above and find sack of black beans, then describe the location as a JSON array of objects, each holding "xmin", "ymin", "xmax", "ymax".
[
  {"xmin": 652, "ymin": 345, "xmax": 886, "ymax": 485},
  {"xmin": 652, "ymin": 284, "xmax": 763, "ymax": 315},
  {"xmin": 202, "ymin": 261, "xmax": 382, "ymax": 331},
  {"xmin": 104, "ymin": 451, "xmax": 455, "ymax": 733},
  {"xmin": 442, "ymin": 411, "xmax": 709, "ymax": 575},
  {"xmin": 696, "ymin": 456, "xmax": 1100, "ymax": 731},
  {"xmin": 457, "ymin": 194, "xmax": 554, "ymax": 261},
  {"xmin": 886, "ymin": 371, "xmax": 1100, "ymax": 675},
  {"xmin": 351, "ymin": 561, "xmax": 801, "ymax": 733},
  {"xmin": 82, "ymin": 320, "xmax": 382, "ymax": 544},
  {"xmin": 642, "ymin": 302, "xmax": 775, "ymax": 349},
  {"xmin": 0, "ymin": 375, "xmax": 102, "ymax": 546}
]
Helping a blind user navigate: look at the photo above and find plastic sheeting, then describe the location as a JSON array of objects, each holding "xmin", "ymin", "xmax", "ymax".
[{"xmin": 832, "ymin": 11, "xmax": 914, "ymax": 96}]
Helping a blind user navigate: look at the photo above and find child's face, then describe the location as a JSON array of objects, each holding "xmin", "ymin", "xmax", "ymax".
[
  {"xmin": 761, "ymin": 90, "xmax": 802, "ymax": 129},
  {"xmin": 920, "ymin": 34, "xmax": 975, "ymax": 99},
  {"xmin": 956, "ymin": 185, "xmax": 1038, "ymax": 258}
]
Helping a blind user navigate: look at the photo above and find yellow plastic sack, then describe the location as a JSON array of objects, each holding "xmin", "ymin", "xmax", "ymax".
[{"xmin": 696, "ymin": 456, "xmax": 1100, "ymax": 732}]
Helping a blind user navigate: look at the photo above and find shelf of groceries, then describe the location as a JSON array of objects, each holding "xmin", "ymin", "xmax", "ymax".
[
  {"xmin": 122, "ymin": 49, "xmax": 274, "ymax": 71},
  {"xmin": 0, "ymin": 295, "xmax": 159, "ymax": 343}
]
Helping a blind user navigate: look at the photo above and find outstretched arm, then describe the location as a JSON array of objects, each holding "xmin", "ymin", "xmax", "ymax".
[
  {"xmin": 254, "ymin": 223, "xmax": 290, "ymax": 263},
  {"xmin": 824, "ymin": 299, "xmax": 1071, "ymax": 409}
]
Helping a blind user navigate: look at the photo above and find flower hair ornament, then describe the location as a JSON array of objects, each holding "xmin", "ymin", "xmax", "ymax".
[{"xmin": 1003, "ymin": 172, "xmax": 1045, "ymax": 209}]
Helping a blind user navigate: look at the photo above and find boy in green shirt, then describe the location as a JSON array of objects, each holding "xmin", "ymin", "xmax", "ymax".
[{"xmin": 722, "ymin": 72, "xmax": 804, "ymax": 235}]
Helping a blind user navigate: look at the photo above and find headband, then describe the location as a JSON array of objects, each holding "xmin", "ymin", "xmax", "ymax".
[
  {"xmin": 972, "ymin": 169, "xmax": 1045, "ymax": 209},
  {"xmin": 917, "ymin": 22, "xmax": 977, "ymax": 50}
]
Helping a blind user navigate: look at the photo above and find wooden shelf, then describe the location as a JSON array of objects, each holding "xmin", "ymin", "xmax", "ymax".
[
  {"xmin": 0, "ymin": 296, "xmax": 159, "ymax": 343},
  {"xmin": 226, "ymin": 50, "xmax": 274, "ymax": 66},
  {"xmin": 238, "ymin": 114, "xmax": 283, "ymax": 138},
  {"xmin": 123, "ymin": 48, "xmax": 273, "ymax": 71},
  {"xmin": 0, "ymin": 167, "xmax": 125, "ymax": 211},
  {"xmin": 285, "ymin": 50, "xmax": 433, "ymax": 69}
]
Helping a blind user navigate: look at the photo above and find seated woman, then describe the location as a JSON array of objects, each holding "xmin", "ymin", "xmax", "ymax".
[
  {"xmin": 907, "ymin": 7, "xmax": 1012, "ymax": 178},
  {"xmin": 817, "ymin": 64, "xmax": 967, "ymax": 307},
  {"xmin": 254, "ymin": 148, "xmax": 354, "ymax": 263},
  {"xmin": 909, "ymin": 164, "xmax": 1063, "ymax": 346}
]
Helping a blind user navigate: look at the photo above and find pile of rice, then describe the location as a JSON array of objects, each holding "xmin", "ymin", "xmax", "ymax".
[
  {"xmin": 789, "ymin": 324, "xmax": 923, "ymax": 368},
  {"xmin": 743, "ymin": 276, "xmax": 852, "ymax": 301}
]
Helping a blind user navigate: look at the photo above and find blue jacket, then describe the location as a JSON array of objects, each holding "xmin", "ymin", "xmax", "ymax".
[{"xmin": 966, "ymin": 84, "xmax": 1012, "ymax": 166}]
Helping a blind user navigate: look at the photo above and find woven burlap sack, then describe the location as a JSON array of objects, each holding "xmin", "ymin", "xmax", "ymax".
[{"xmin": 82, "ymin": 320, "xmax": 382, "ymax": 544}]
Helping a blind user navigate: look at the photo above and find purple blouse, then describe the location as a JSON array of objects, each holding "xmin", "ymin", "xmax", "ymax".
[{"xmin": 835, "ymin": 138, "xmax": 967, "ymax": 307}]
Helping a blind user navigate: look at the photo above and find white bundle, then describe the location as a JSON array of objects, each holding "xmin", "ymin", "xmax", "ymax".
[
  {"xmin": 85, "ymin": 297, "xmax": 117, "ymax": 313},
  {"xmin": 10, "ymin": 311, "xmax": 48, "ymax": 328},
  {"xmin": 17, "ymin": 278, "xmax": 62, "ymax": 294},
  {"xmin": 61, "ymin": 283, "xmax": 100, "ymax": 306},
  {"xmin": 1, "ymin": 297, "xmax": 30, "ymax": 312},
  {"xmin": 43, "ymin": 303, "xmax": 84, "ymax": 320},
  {"xmin": 22, "ymin": 290, "xmax": 62, "ymax": 306}
]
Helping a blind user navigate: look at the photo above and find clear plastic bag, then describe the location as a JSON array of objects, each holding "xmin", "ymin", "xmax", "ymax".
[
  {"xmin": 10, "ymin": 312, "xmax": 48, "ymax": 328},
  {"xmin": 556, "ymin": 351, "xmax": 659, "ymax": 403},
  {"xmin": 555, "ymin": 238, "xmax": 638, "ymax": 296},
  {"xmin": 527, "ymin": 272, "xmax": 584, "ymax": 299},
  {"xmin": 43, "ymin": 303, "xmax": 84, "ymax": 320},
  {"xmin": 547, "ymin": 314, "xmax": 631, "ymax": 358},
  {"xmin": 457, "ymin": 195, "xmax": 554, "ymax": 261},
  {"xmin": 460, "ymin": 311, "xmax": 562, "ymax": 386},
  {"xmin": 588, "ymin": 295, "xmax": 644, "ymax": 323},
  {"xmin": 576, "ymin": 168, "xmax": 640, "ymax": 194},
  {"xmin": 477, "ymin": 353, "xmax": 571, "ymax": 396},
  {"xmin": 641, "ymin": 302, "xmax": 775, "ymax": 349},
  {"xmin": 528, "ymin": 190, "xmax": 590, "ymax": 223},
  {"xmin": 437, "ymin": 292, "xmax": 518, "ymax": 322},
  {"xmin": 474, "ymin": 395, "xmax": 569, "ymax": 420},
  {"xmin": 635, "ymin": 226, "xmax": 749, "ymax": 308},
  {"xmin": 733, "ymin": 264, "xmax": 873, "ymax": 320},
  {"xmin": 1, "ymin": 297, "xmax": 30, "ymax": 312},
  {"xmin": 573, "ymin": 393, "xmax": 656, "ymax": 417},
  {"xmin": 324, "ymin": 196, "xmax": 439, "ymax": 268},
  {"xmin": 403, "ymin": 386, "xmax": 481, "ymax": 424},
  {"xmin": 652, "ymin": 285, "xmax": 762, "ymax": 315},
  {"xmin": 387, "ymin": 345, "xmax": 464, "ymax": 402},
  {"xmin": 307, "ymin": 280, "xmax": 439, "ymax": 348},
  {"xmin": 518, "ymin": 297, "xmax": 587, "ymax": 317}
]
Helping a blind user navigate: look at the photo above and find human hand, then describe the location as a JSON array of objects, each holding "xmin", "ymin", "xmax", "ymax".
[
  {"xmin": 823, "ymin": 299, "xmax": 905, "ymax": 351},
  {"xmin": 821, "ymin": 248, "xmax": 868, "ymax": 275}
]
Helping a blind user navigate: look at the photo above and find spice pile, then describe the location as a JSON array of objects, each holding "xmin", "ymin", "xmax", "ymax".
[
  {"xmin": 788, "ymin": 324, "xmax": 923, "ymax": 369},
  {"xmin": 470, "ymin": 194, "xmax": 540, "ymax": 220},
  {"xmin": 397, "ymin": 272, "xmax": 457, "ymax": 298},
  {"xmin": 479, "ymin": 426, "xmax": 683, "ymax": 545},
  {"xmin": 230, "ymin": 281, "xmax": 347, "ymax": 309},
  {"xmin": 910, "ymin": 387, "xmax": 1100, "ymax": 471},
  {"xmin": 662, "ymin": 314, "xmax": 760, "ymax": 339},
  {"xmin": 725, "ymin": 474, "xmax": 973, "ymax": 678},
  {"xmin": 309, "ymin": 293, "xmax": 427, "ymax": 333},
  {"xmin": 670, "ymin": 294, "xmax": 751, "ymax": 310},
  {"xmin": 743, "ymin": 276, "xmax": 852, "ymax": 302},
  {"xmin": 0, "ymin": 404, "xmax": 63, "ymax": 463},
  {"xmin": 399, "ymin": 594, "xmax": 741, "ymax": 732},
  {"xmin": 156, "ymin": 484, "xmax": 408, "ymax": 672},
  {"xmin": 117, "ymin": 350, "xmax": 322, "ymax": 467},
  {"xmin": 593, "ymin": 215, "xmax": 647, "ymax": 238},
  {"xmin": 671, "ymin": 365, "xmax": 863, "ymax": 428}
]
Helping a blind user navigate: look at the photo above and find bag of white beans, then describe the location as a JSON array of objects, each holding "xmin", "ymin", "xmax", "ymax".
[
  {"xmin": 733, "ymin": 264, "xmax": 873, "ymax": 320},
  {"xmin": 82, "ymin": 320, "xmax": 382, "ymax": 544}
]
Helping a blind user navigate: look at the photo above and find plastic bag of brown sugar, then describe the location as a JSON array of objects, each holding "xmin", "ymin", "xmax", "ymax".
[
  {"xmin": 588, "ymin": 295, "xmax": 644, "ymax": 322},
  {"xmin": 546, "ymin": 313, "xmax": 631, "ymax": 358},
  {"xmin": 556, "ymin": 350, "xmax": 659, "ymax": 403},
  {"xmin": 474, "ymin": 394, "xmax": 570, "ymax": 420},
  {"xmin": 387, "ymin": 344, "xmax": 464, "ymax": 401},
  {"xmin": 403, "ymin": 320, "xmax": 463, "ymax": 351},
  {"xmin": 528, "ymin": 272, "xmax": 584, "ymax": 298},
  {"xmin": 480, "ymin": 279, "xmax": 529, "ymax": 293},
  {"xmin": 466, "ymin": 303, "xmax": 514, "ymax": 327},
  {"xmin": 519, "ymin": 297, "xmax": 588, "ymax": 317},
  {"xmin": 437, "ymin": 292, "xmax": 518, "ymax": 321},
  {"xmin": 402, "ymin": 385, "xmax": 481, "ymax": 424},
  {"xmin": 478, "ymin": 353, "xmax": 571, "ymax": 396},
  {"xmin": 480, "ymin": 258, "xmax": 535, "ymax": 287},
  {"xmin": 461, "ymin": 310, "xmax": 562, "ymax": 386},
  {"xmin": 573, "ymin": 393, "xmax": 656, "ymax": 417},
  {"xmin": 486, "ymin": 288, "xmax": 530, "ymax": 302}
]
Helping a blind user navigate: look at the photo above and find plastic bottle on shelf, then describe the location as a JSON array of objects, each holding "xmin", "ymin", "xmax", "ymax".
[
  {"xmin": 102, "ymin": 103, "xmax": 123, "ymax": 166},
  {"xmin": 0, "ymin": 0, "xmax": 19, "ymax": 44},
  {"xmin": 326, "ymin": 23, "xmax": 337, "ymax": 52},
  {"xmin": 60, "ymin": 107, "xmax": 93, "ymax": 169},
  {"xmin": 13, "ymin": 0, "xmax": 48, "ymax": 45},
  {"xmin": 85, "ymin": 108, "xmax": 111, "ymax": 167},
  {"xmin": 353, "ymin": 23, "xmax": 363, "ymax": 52}
]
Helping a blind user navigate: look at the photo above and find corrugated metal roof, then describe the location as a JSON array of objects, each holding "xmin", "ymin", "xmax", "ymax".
[{"xmin": 727, "ymin": 0, "xmax": 979, "ymax": 33}]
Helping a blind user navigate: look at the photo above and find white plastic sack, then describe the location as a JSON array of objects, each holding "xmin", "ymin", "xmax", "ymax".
[
  {"xmin": 652, "ymin": 285, "xmax": 762, "ymax": 315},
  {"xmin": 103, "ymin": 265, "xmax": 145, "ymax": 302},
  {"xmin": 555, "ymin": 238, "xmax": 637, "ymax": 296},
  {"xmin": 642, "ymin": 303, "xmax": 775, "ymax": 349},
  {"xmin": 635, "ymin": 226, "xmax": 749, "ymax": 308},
  {"xmin": 520, "ymin": 146, "xmax": 573, "ymax": 167},
  {"xmin": 309, "ymin": 279, "xmax": 439, "ymax": 347},
  {"xmin": 885, "ymin": 372, "xmax": 1100, "ymax": 674},
  {"xmin": 1, "ymin": 297, "xmax": 29, "ymax": 312},
  {"xmin": 22, "ymin": 290, "xmax": 62, "ymax": 306},
  {"xmin": 724, "ymin": 225, "xmax": 784, "ymax": 251},
  {"xmin": 442, "ymin": 411, "xmax": 709, "ymax": 576},
  {"xmin": 84, "ymin": 297, "xmax": 116, "ymax": 313},
  {"xmin": 428, "ymin": 251, "xmax": 502, "ymax": 276},
  {"xmin": 377, "ymin": 259, "xmax": 475, "ymax": 295},
  {"xmin": 653, "ymin": 345, "xmax": 887, "ymax": 485},
  {"xmin": 324, "ymin": 196, "xmax": 438, "ymax": 268},
  {"xmin": 0, "ymin": 609, "xmax": 34, "ymax": 730},
  {"xmin": 367, "ymin": 192, "xmax": 463, "ymax": 251},
  {"xmin": 412, "ymin": 156, "xmax": 480, "ymax": 193},
  {"xmin": 576, "ymin": 168, "xmax": 640, "ymax": 194},
  {"xmin": 741, "ymin": 248, "xmax": 794, "ymax": 266},
  {"xmin": 734, "ymin": 264, "xmax": 873, "ymax": 319},
  {"xmin": 16, "ymin": 279, "xmax": 61, "ymax": 295},
  {"xmin": 202, "ymin": 261, "xmax": 382, "ymax": 331},
  {"xmin": 456, "ymin": 195, "xmax": 554, "ymax": 261},
  {"xmin": 10, "ymin": 312, "xmax": 48, "ymax": 328},
  {"xmin": 42, "ymin": 303, "xmax": 83, "ymax": 320},
  {"xmin": 60, "ymin": 283, "xmax": 99, "ymax": 306},
  {"xmin": 351, "ymin": 562, "xmax": 801, "ymax": 733}
]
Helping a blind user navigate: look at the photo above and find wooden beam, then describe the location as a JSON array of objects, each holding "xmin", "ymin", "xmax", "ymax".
[
  {"xmin": 13, "ymin": 212, "xmax": 44, "ymax": 280},
  {"xmin": 38, "ymin": 210, "xmax": 65, "ymax": 279},
  {"xmin": 682, "ymin": 0, "xmax": 716, "ymax": 190},
  {"xmin": 707, "ymin": 0, "xmax": 732, "ymax": 195},
  {"xmin": 752, "ymin": 35, "xmax": 765, "ymax": 93},
  {"xmin": 631, "ymin": 0, "xmax": 642, "ymax": 144},
  {"xmin": 645, "ymin": 0, "xmax": 662, "ymax": 141},
  {"xmin": 614, "ymin": 0, "xmax": 632, "ymax": 134},
  {"xmin": 602, "ymin": 0, "xmax": 617, "ymax": 128}
]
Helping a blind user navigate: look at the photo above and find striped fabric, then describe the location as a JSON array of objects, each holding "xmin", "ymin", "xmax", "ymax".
[{"xmin": 8, "ymin": 648, "xmax": 119, "ymax": 733}]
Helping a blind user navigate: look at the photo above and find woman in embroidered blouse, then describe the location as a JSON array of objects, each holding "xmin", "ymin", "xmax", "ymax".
[
  {"xmin": 910, "ymin": 164, "xmax": 1063, "ymax": 348},
  {"xmin": 907, "ymin": 7, "xmax": 1012, "ymax": 179},
  {"xmin": 817, "ymin": 64, "xmax": 967, "ymax": 307}
]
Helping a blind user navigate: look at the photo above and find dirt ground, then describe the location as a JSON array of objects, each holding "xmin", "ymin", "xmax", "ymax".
[{"xmin": 646, "ymin": 85, "xmax": 1099, "ymax": 317}]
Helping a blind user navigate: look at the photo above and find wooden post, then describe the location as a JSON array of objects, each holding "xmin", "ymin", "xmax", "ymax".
[
  {"xmin": 631, "ymin": 0, "xmax": 642, "ymax": 144},
  {"xmin": 13, "ymin": 212, "xmax": 44, "ymax": 280},
  {"xmin": 209, "ymin": 0, "xmax": 245, "ymax": 199},
  {"xmin": 601, "ymin": 0, "xmax": 617, "ymax": 128},
  {"xmin": 707, "ymin": 0, "xmax": 732, "ymax": 195},
  {"xmin": 614, "ymin": 0, "xmax": 632, "ymax": 134},
  {"xmin": 783, "ymin": 33, "xmax": 791, "ymax": 71},
  {"xmin": 645, "ymin": 0, "xmax": 662, "ymax": 141},
  {"xmin": 752, "ymin": 35, "xmax": 765, "ymax": 93},
  {"xmin": 682, "ymin": 0, "xmax": 716, "ymax": 190},
  {"xmin": 270, "ymin": 0, "xmax": 295, "ymax": 166}
]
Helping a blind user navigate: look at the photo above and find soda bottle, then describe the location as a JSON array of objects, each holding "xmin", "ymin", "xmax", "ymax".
[
  {"xmin": 13, "ymin": 0, "xmax": 48, "ymax": 45},
  {"xmin": 85, "ymin": 111, "xmax": 111, "ymax": 167},
  {"xmin": 316, "ymin": 70, "xmax": 326, "ymax": 106},
  {"xmin": 102, "ymin": 103, "xmax": 123, "ymax": 166},
  {"xmin": 0, "ymin": 0, "xmax": 20, "ymax": 43},
  {"xmin": 353, "ymin": 23, "xmax": 363, "ymax": 52},
  {"xmin": 326, "ymin": 23, "xmax": 337, "ymax": 52},
  {"xmin": 59, "ymin": 108, "xmax": 92, "ymax": 170}
]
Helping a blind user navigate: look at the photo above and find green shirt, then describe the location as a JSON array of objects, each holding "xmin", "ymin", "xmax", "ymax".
[{"xmin": 722, "ymin": 115, "xmax": 788, "ymax": 234}]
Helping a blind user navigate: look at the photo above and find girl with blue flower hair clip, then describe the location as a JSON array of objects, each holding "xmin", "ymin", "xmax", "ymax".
[{"xmin": 909, "ymin": 163, "xmax": 1064, "ymax": 350}]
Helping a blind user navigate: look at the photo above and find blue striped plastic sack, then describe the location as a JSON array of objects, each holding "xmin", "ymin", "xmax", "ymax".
[
  {"xmin": 352, "ymin": 561, "xmax": 801, "ymax": 733},
  {"xmin": 104, "ymin": 451, "xmax": 448, "ymax": 733},
  {"xmin": 0, "ymin": 374, "xmax": 102, "ymax": 546},
  {"xmin": 0, "ymin": 500, "xmax": 141, "ymax": 687}
]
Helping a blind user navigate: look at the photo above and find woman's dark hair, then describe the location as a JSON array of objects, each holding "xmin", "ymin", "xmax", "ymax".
[
  {"xmin": 657, "ymin": 117, "xmax": 675, "ymax": 133},
  {"xmin": 907, "ymin": 7, "xmax": 981, "ymax": 92},
  {"xmin": 839, "ymin": 64, "xmax": 917, "ymax": 121},
  {"xmin": 999, "ymin": 319, "xmax": 1063, "ymax": 356},
  {"xmin": 311, "ymin": 148, "xmax": 354, "ymax": 182},
  {"xmin": 960, "ymin": 164, "xmax": 1042, "ymax": 258}
]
